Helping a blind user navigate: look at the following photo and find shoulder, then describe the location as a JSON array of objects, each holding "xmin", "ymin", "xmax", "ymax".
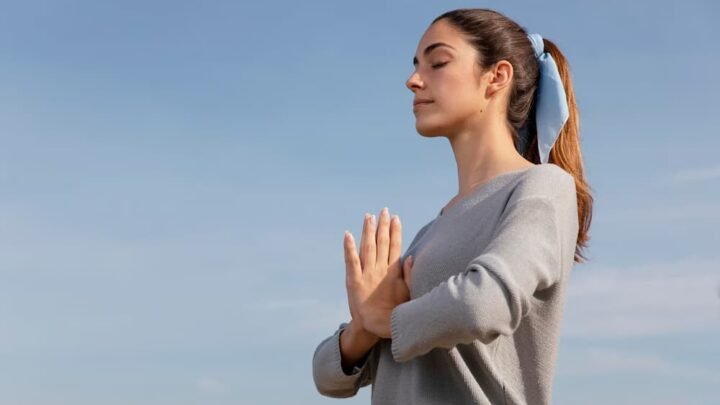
[
  {"xmin": 508, "ymin": 163, "xmax": 576, "ymax": 206},
  {"xmin": 501, "ymin": 165, "xmax": 579, "ymax": 246}
]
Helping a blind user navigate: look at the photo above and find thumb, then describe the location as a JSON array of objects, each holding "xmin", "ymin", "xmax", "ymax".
[{"xmin": 403, "ymin": 255, "xmax": 413, "ymax": 281}]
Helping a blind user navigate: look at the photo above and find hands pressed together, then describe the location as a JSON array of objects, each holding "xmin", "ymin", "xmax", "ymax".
[{"xmin": 343, "ymin": 207, "xmax": 415, "ymax": 340}]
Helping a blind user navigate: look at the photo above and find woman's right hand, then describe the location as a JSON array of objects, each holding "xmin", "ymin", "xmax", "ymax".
[
  {"xmin": 343, "ymin": 212, "xmax": 379, "ymax": 341},
  {"xmin": 343, "ymin": 208, "xmax": 406, "ymax": 340}
]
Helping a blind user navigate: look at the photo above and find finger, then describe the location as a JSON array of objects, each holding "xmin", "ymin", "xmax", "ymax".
[
  {"xmin": 359, "ymin": 213, "xmax": 369, "ymax": 269},
  {"xmin": 375, "ymin": 207, "xmax": 391, "ymax": 268},
  {"xmin": 388, "ymin": 214, "xmax": 402, "ymax": 274},
  {"xmin": 403, "ymin": 255, "xmax": 413, "ymax": 282},
  {"xmin": 344, "ymin": 231, "xmax": 361, "ymax": 284},
  {"xmin": 362, "ymin": 213, "xmax": 377, "ymax": 271}
]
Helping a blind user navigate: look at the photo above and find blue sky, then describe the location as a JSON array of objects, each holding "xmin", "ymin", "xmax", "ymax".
[{"xmin": 1, "ymin": 0, "xmax": 718, "ymax": 404}]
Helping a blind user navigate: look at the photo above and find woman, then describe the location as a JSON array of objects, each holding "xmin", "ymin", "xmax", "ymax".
[{"xmin": 312, "ymin": 8, "xmax": 593, "ymax": 405}]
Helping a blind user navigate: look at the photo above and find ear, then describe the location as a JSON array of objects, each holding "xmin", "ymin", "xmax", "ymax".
[{"xmin": 485, "ymin": 60, "xmax": 513, "ymax": 98}]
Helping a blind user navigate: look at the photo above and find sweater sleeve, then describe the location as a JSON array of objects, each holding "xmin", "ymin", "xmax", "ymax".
[
  {"xmin": 312, "ymin": 321, "xmax": 376, "ymax": 398},
  {"xmin": 390, "ymin": 196, "xmax": 566, "ymax": 363}
]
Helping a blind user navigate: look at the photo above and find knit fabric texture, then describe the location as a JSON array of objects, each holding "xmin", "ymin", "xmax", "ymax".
[{"xmin": 312, "ymin": 163, "xmax": 579, "ymax": 405}]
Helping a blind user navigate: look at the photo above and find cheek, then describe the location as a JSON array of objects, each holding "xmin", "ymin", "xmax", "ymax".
[
  {"xmin": 437, "ymin": 75, "xmax": 480, "ymax": 113},
  {"xmin": 438, "ymin": 90, "xmax": 480, "ymax": 120}
]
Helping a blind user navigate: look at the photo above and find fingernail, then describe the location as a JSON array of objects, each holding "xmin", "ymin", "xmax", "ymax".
[
  {"xmin": 371, "ymin": 214, "xmax": 376, "ymax": 225},
  {"xmin": 382, "ymin": 207, "xmax": 388, "ymax": 216}
]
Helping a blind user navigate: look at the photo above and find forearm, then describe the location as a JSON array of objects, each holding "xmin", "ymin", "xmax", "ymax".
[
  {"xmin": 339, "ymin": 320, "xmax": 380, "ymax": 373},
  {"xmin": 389, "ymin": 197, "xmax": 566, "ymax": 363}
]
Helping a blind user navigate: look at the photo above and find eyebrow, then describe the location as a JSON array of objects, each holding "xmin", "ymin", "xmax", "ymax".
[{"xmin": 413, "ymin": 42, "xmax": 455, "ymax": 66}]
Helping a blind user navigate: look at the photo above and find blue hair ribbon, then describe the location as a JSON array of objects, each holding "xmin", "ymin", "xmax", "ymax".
[{"xmin": 519, "ymin": 33, "xmax": 569, "ymax": 164}]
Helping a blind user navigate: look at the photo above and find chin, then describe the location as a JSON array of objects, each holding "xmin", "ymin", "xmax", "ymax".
[
  {"xmin": 415, "ymin": 128, "xmax": 446, "ymax": 138},
  {"xmin": 414, "ymin": 116, "xmax": 452, "ymax": 138}
]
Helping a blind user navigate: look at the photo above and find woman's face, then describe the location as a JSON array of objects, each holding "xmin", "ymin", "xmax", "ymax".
[{"xmin": 406, "ymin": 19, "xmax": 491, "ymax": 137}]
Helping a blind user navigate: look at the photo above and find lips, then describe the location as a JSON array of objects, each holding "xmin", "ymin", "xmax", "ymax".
[
  {"xmin": 414, "ymin": 100, "xmax": 434, "ymax": 114},
  {"xmin": 413, "ymin": 99, "xmax": 433, "ymax": 106},
  {"xmin": 413, "ymin": 101, "xmax": 433, "ymax": 112}
]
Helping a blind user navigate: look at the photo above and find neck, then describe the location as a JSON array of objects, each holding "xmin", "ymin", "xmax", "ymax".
[{"xmin": 447, "ymin": 115, "xmax": 533, "ymax": 198}]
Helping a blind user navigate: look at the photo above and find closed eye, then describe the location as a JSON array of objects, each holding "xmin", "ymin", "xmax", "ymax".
[{"xmin": 432, "ymin": 62, "xmax": 449, "ymax": 69}]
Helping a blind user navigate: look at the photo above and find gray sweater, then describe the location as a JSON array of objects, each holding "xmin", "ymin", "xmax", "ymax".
[{"xmin": 312, "ymin": 163, "xmax": 580, "ymax": 405}]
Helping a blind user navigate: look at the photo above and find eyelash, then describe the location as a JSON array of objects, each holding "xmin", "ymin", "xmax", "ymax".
[{"xmin": 432, "ymin": 62, "xmax": 449, "ymax": 69}]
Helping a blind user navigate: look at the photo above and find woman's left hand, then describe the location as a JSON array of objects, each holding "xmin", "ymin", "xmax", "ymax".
[
  {"xmin": 344, "ymin": 207, "xmax": 409, "ymax": 339},
  {"xmin": 403, "ymin": 255, "xmax": 414, "ymax": 292}
]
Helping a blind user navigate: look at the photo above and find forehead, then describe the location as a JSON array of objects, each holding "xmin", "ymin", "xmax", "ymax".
[{"xmin": 414, "ymin": 20, "xmax": 465, "ymax": 57}]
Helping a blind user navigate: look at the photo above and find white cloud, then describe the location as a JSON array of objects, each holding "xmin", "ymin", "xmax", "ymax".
[
  {"xmin": 563, "ymin": 256, "xmax": 720, "ymax": 339},
  {"xmin": 196, "ymin": 377, "xmax": 226, "ymax": 394},
  {"xmin": 260, "ymin": 298, "xmax": 323, "ymax": 310},
  {"xmin": 595, "ymin": 165, "xmax": 720, "ymax": 223},
  {"xmin": 665, "ymin": 165, "xmax": 720, "ymax": 184},
  {"xmin": 245, "ymin": 297, "xmax": 351, "ymax": 340},
  {"xmin": 597, "ymin": 202, "xmax": 720, "ymax": 222},
  {"xmin": 559, "ymin": 347, "xmax": 720, "ymax": 384}
]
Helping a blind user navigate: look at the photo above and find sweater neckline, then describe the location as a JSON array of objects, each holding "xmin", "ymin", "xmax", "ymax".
[{"xmin": 437, "ymin": 166, "xmax": 535, "ymax": 218}]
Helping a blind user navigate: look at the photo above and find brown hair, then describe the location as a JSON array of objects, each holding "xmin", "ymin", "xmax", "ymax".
[{"xmin": 433, "ymin": 8, "xmax": 593, "ymax": 264}]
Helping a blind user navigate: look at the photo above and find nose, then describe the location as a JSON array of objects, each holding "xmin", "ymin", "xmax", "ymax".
[{"xmin": 406, "ymin": 70, "xmax": 423, "ymax": 92}]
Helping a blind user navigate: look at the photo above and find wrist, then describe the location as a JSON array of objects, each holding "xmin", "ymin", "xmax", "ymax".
[
  {"xmin": 349, "ymin": 319, "xmax": 381, "ymax": 344},
  {"xmin": 359, "ymin": 308, "xmax": 393, "ymax": 340}
]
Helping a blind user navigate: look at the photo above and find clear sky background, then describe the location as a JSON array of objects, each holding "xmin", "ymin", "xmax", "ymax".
[{"xmin": 1, "ymin": 0, "xmax": 719, "ymax": 404}]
